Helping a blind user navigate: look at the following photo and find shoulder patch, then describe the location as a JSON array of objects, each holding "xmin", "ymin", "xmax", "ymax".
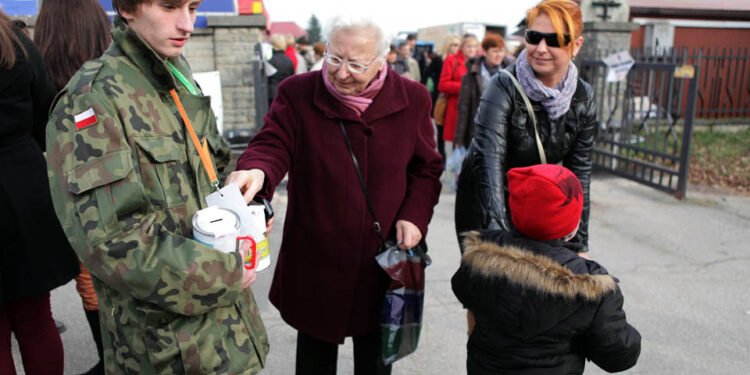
[{"xmin": 74, "ymin": 108, "xmax": 98, "ymax": 130}]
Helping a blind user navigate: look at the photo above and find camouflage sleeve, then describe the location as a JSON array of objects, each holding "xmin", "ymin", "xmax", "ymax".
[
  {"xmin": 207, "ymin": 116, "xmax": 231, "ymax": 173},
  {"xmin": 46, "ymin": 92, "xmax": 243, "ymax": 316}
]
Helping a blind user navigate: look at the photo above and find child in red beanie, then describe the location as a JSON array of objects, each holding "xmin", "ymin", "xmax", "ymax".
[{"xmin": 452, "ymin": 164, "xmax": 641, "ymax": 375}]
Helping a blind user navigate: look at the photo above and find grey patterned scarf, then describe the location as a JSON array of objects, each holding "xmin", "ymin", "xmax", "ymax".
[{"xmin": 516, "ymin": 50, "xmax": 578, "ymax": 119}]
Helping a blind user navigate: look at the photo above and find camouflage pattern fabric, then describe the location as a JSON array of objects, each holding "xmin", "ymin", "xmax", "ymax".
[{"xmin": 46, "ymin": 16, "xmax": 268, "ymax": 374}]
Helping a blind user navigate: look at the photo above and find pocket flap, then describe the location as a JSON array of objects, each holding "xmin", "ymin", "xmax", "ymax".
[
  {"xmin": 134, "ymin": 136, "xmax": 182, "ymax": 162},
  {"xmin": 66, "ymin": 149, "xmax": 133, "ymax": 194}
]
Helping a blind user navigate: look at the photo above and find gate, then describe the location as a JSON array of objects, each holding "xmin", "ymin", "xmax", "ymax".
[{"xmin": 580, "ymin": 48, "xmax": 702, "ymax": 199}]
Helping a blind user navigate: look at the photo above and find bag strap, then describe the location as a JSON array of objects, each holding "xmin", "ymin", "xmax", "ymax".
[
  {"xmin": 500, "ymin": 69, "xmax": 547, "ymax": 164},
  {"xmin": 339, "ymin": 121, "xmax": 385, "ymax": 245},
  {"xmin": 169, "ymin": 89, "xmax": 220, "ymax": 190}
]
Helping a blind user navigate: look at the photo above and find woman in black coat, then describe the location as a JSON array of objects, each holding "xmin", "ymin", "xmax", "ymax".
[
  {"xmin": 0, "ymin": 11, "xmax": 79, "ymax": 374},
  {"xmin": 455, "ymin": 0, "xmax": 595, "ymax": 252},
  {"xmin": 267, "ymin": 33, "xmax": 295, "ymax": 106}
]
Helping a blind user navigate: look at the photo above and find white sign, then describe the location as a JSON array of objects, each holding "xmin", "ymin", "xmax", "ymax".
[
  {"xmin": 602, "ymin": 51, "xmax": 635, "ymax": 82},
  {"xmin": 193, "ymin": 71, "xmax": 224, "ymax": 134}
]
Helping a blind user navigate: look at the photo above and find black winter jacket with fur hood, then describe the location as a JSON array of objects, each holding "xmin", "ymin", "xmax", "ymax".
[{"xmin": 452, "ymin": 230, "xmax": 641, "ymax": 374}]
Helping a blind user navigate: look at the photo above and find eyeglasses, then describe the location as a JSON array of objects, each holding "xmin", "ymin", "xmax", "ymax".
[
  {"xmin": 323, "ymin": 48, "xmax": 380, "ymax": 74},
  {"xmin": 525, "ymin": 29, "xmax": 571, "ymax": 48}
]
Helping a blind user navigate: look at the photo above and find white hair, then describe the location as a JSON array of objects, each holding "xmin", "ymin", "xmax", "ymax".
[{"xmin": 325, "ymin": 16, "xmax": 391, "ymax": 59}]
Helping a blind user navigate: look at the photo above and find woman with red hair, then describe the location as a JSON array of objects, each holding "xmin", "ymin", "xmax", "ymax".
[{"xmin": 456, "ymin": 0, "xmax": 596, "ymax": 255}]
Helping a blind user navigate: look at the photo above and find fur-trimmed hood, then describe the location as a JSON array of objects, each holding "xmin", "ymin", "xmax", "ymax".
[{"xmin": 461, "ymin": 231, "xmax": 616, "ymax": 301}]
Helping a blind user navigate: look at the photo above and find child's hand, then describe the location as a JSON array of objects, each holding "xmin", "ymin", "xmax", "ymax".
[{"xmin": 577, "ymin": 252, "xmax": 591, "ymax": 260}]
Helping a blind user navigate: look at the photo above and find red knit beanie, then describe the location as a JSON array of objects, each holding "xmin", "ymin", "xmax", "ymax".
[{"xmin": 507, "ymin": 164, "xmax": 583, "ymax": 240}]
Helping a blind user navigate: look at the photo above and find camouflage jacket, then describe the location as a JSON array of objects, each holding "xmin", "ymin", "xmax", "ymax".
[{"xmin": 46, "ymin": 16, "xmax": 268, "ymax": 374}]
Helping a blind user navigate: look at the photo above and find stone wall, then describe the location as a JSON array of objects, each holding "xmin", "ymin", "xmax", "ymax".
[{"xmin": 183, "ymin": 16, "xmax": 266, "ymax": 133}]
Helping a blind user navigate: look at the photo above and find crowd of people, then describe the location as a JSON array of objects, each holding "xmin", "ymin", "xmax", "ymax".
[{"xmin": 0, "ymin": 0, "xmax": 641, "ymax": 374}]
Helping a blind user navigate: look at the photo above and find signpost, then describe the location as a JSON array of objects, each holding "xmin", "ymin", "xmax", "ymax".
[{"xmin": 602, "ymin": 51, "xmax": 635, "ymax": 82}]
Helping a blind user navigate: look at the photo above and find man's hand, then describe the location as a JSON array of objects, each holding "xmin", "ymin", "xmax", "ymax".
[
  {"xmin": 225, "ymin": 169, "xmax": 265, "ymax": 204},
  {"xmin": 396, "ymin": 220, "xmax": 422, "ymax": 250},
  {"xmin": 578, "ymin": 252, "xmax": 591, "ymax": 260},
  {"xmin": 242, "ymin": 267, "xmax": 257, "ymax": 289},
  {"xmin": 238, "ymin": 239, "xmax": 257, "ymax": 288}
]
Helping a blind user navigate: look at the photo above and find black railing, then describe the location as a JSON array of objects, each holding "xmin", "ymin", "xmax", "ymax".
[{"xmin": 580, "ymin": 48, "xmax": 701, "ymax": 198}]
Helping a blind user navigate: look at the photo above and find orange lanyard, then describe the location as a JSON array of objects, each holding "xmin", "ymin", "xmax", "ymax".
[{"xmin": 169, "ymin": 89, "xmax": 219, "ymax": 190}]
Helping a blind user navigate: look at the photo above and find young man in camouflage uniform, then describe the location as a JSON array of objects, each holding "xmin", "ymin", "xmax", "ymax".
[{"xmin": 45, "ymin": 1, "xmax": 269, "ymax": 373}]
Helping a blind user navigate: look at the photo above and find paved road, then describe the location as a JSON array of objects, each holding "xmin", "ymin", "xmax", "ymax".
[{"xmin": 13, "ymin": 173, "xmax": 750, "ymax": 374}]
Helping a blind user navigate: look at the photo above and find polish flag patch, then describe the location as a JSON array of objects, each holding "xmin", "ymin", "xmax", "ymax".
[{"xmin": 74, "ymin": 108, "xmax": 97, "ymax": 130}]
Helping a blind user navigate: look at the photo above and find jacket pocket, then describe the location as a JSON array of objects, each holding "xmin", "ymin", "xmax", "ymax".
[
  {"xmin": 66, "ymin": 150, "xmax": 134, "ymax": 240},
  {"xmin": 138, "ymin": 303, "xmax": 233, "ymax": 374},
  {"xmin": 134, "ymin": 136, "xmax": 187, "ymax": 208}
]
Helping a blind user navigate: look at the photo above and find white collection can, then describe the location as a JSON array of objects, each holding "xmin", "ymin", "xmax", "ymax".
[{"xmin": 192, "ymin": 206, "xmax": 240, "ymax": 254}]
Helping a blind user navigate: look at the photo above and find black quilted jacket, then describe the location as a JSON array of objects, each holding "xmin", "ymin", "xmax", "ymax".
[
  {"xmin": 455, "ymin": 64, "xmax": 596, "ymax": 251},
  {"xmin": 452, "ymin": 230, "xmax": 641, "ymax": 374}
]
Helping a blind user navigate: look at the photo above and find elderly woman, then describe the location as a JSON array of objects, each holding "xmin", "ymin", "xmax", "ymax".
[
  {"xmin": 228, "ymin": 18, "xmax": 443, "ymax": 374},
  {"xmin": 454, "ymin": 33, "xmax": 516, "ymax": 148},
  {"xmin": 455, "ymin": 0, "xmax": 596, "ymax": 253}
]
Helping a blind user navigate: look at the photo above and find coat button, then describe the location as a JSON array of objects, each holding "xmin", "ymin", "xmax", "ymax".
[{"xmin": 364, "ymin": 128, "xmax": 373, "ymax": 136}]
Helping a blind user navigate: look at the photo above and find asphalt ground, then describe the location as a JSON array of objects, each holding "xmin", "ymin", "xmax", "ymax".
[{"xmin": 12, "ymin": 172, "xmax": 750, "ymax": 374}]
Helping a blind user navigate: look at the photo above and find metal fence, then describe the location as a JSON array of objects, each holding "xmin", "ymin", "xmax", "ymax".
[
  {"xmin": 580, "ymin": 48, "xmax": 701, "ymax": 198},
  {"xmin": 625, "ymin": 47, "xmax": 750, "ymax": 120}
]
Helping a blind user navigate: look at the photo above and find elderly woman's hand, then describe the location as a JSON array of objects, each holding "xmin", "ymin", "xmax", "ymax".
[
  {"xmin": 225, "ymin": 169, "xmax": 265, "ymax": 204},
  {"xmin": 396, "ymin": 220, "xmax": 422, "ymax": 250}
]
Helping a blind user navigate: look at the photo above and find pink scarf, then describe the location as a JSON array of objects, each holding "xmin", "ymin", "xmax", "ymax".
[{"xmin": 322, "ymin": 61, "xmax": 388, "ymax": 116}]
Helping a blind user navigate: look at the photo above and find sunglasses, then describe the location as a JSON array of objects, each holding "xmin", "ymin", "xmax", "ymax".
[{"xmin": 525, "ymin": 30, "xmax": 571, "ymax": 48}]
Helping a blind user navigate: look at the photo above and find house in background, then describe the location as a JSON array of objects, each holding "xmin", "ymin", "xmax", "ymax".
[
  {"xmin": 629, "ymin": 0, "xmax": 750, "ymax": 52},
  {"xmin": 627, "ymin": 0, "xmax": 750, "ymax": 120},
  {"xmin": 270, "ymin": 22, "xmax": 308, "ymax": 39}
]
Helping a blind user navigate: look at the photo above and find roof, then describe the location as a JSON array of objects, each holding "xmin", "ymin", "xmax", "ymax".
[
  {"xmin": 270, "ymin": 22, "xmax": 307, "ymax": 38},
  {"xmin": 629, "ymin": 0, "xmax": 750, "ymax": 11},
  {"xmin": 629, "ymin": 0, "xmax": 750, "ymax": 21}
]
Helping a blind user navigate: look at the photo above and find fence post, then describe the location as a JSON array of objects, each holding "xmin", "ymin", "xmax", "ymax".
[{"xmin": 675, "ymin": 49, "xmax": 702, "ymax": 199}]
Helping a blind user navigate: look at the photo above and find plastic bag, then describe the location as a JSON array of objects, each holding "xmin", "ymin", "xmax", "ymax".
[{"xmin": 376, "ymin": 241, "xmax": 431, "ymax": 365}]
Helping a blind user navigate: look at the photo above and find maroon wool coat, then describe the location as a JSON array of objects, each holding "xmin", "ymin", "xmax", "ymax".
[{"xmin": 236, "ymin": 68, "xmax": 443, "ymax": 343}]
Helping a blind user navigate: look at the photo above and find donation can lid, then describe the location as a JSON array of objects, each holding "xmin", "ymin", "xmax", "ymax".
[{"xmin": 192, "ymin": 206, "xmax": 240, "ymax": 238}]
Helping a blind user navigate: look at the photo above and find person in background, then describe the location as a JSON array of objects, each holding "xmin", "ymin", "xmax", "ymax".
[
  {"xmin": 407, "ymin": 33, "xmax": 429, "ymax": 84},
  {"xmin": 33, "ymin": 1, "xmax": 111, "ymax": 373},
  {"xmin": 438, "ymin": 33, "xmax": 479, "ymax": 148},
  {"xmin": 386, "ymin": 43, "xmax": 398, "ymax": 70},
  {"xmin": 453, "ymin": 164, "xmax": 640, "ymax": 374},
  {"xmin": 401, "ymin": 41, "xmax": 421, "ymax": 82},
  {"xmin": 454, "ymin": 33, "xmax": 515, "ymax": 149},
  {"xmin": 309, "ymin": 41, "xmax": 326, "ymax": 71},
  {"xmin": 268, "ymin": 33, "xmax": 295, "ymax": 105},
  {"xmin": 294, "ymin": 35, "xmax": 310, "ymax": 74},
  {"xmin": 455, "ymin": 0, "xmax": 596, "ymax": 254},
  {"xmin": 227, "ymin": 17, "xmax": 442, "ymax": 375},
  {"xmin": 285, "ymin": 33, "xmax": 300, "ymax": 72},
  {"xmin": 393, "ymin": 41, "xmax": 420, "ymax": 82},
  {"xmin": 428, "ymin": 35, "xmax": 459, "ymax": 162},
  {"xmin": 45, "ymin": 0, "xmax": 269, "ymax": 373},
  {"xmin": 0, "ymin": 9, "xmax": 79, "ymax": 375},
  {"xmin": 296, "ymin": 35, "xmax": 315, "ymax": 69}
]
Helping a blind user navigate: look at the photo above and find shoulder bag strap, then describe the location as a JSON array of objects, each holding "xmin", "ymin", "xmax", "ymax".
[
  {"xmin": 339, "ymin": 121, "xmax": 386, "ymax": 245},
  {"xmin": 500, "ymin": 69, "xmax": 547, "ymax": 164}
]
